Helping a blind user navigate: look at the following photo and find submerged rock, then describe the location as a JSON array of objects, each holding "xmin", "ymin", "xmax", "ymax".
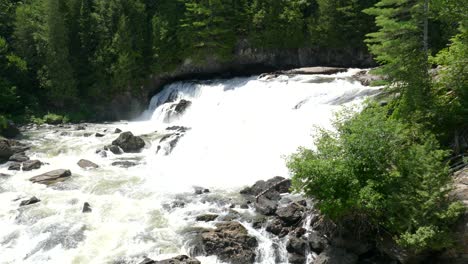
[
  {"xmin": 77, "ymin": 159, "xmax": 99, "ymax": 169},
  {"xmin": 112, "ymin": 132, "xmax": 145, "ymax": 153},
  {"xmin": 0, "ymin": 173, "xmax": 11, "ymax": 177},
  {"xmin": 196, "ymin": 214, "xmax": 219, "ymax": 222},
  {"xmin": 82, "ymin": 202, "xmax": 92, "ymax": 213},
  {"xmin": 197, "ymin": 221, "xmax": 258, "ymax": 264},
  {"xmin": 104, "ymin": 145, "xmax": 122, "ymax": 155},
  {"xmin": 29, "ymin": 169, "xmax": 72, "ymax": 185},
  {"xmin": 20, "ymin": 196, "xmax": 41, "ymax": 207},
  {"xmin": 111, "ymin": 161, "xmax": 137, "ymax": 168}
]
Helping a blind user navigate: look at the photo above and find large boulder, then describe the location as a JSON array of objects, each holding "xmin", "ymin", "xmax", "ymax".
[
  {"xmin": 77, "ymin": 159, "xmax": 99, "ymax": 169},
  {"xmin": 240, "ymin": 176, "xmax": 291, "ymax": 200},
  {"xmin": 0, "ymin": 138, "xmax": 13, "ymax": 162},
  {"xmin": 254, "ymin": 196, "xmax": 278, "ymax": 216},
  {"xmin": 111, "ymin": 132, "xmax": 145, "ymax": 153},
  {"xmin": 314, "ymin": 247, "xmax": 358, "ymax": 264},
  {"xmin": 0, "ymin": 120, "xmax": 20, "ymax": 138},
  {"xmin": 29, "ymin": 169, "xmax": 72, "ymax": 185},
  {"xmin": 276, "ymin": 202, "xmax": 305, "ymax": 225},
  {"xmin": 197, "ymin": 221, "xmax": 258, "ymax": 264},
  {"xmin": 286, "ymin": 236, "xmax": 307, "ymax": 255},
  {"xmin": 9, "ymin": 153, "xmax": 29, "ymax": 162}
]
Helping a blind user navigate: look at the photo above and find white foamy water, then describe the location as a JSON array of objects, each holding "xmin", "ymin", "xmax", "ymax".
[{"xmin": 0, "ymin": 70, "xmax": 379, "ymax": 264}]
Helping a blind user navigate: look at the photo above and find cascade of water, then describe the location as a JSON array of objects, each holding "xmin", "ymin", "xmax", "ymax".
[{"xmin": 0, "ymin": 70, "xmax": 379, "ymax": 263}]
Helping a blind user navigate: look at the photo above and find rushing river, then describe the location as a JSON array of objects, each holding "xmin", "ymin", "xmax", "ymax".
[{"xmin": 0, "ymin": 69, "xmax": 379, "ymax": 264}]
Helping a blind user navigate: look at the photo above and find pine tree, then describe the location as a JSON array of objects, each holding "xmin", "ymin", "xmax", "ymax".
[
  {"xmin": 44, "ymin": 0, "xmax": 77, "ymax": 107},
  {"xmin": 365, "ymin": 0, "xmax": 432, "ymax": 120}
]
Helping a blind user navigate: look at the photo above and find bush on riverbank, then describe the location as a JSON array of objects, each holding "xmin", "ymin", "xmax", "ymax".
[{"xmin": 287, "ymin": 105, "xmax": 464, "ymax": 252}]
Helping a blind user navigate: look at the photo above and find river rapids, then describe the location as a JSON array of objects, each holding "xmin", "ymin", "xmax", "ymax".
[{"xmin": 0, "ymin": 69, "xmax": 380, "ymax": 263}]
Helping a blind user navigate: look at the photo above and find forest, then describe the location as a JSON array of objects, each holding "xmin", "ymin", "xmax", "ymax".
[{"xmin": 1, "ymin": 0, "xmax": 459, "ymax": 122}]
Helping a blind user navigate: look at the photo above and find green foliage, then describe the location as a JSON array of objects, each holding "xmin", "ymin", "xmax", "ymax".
[
  {"xmin": 365, "ymin": 0, "xmax": 433, "ymax": 120},
  {"xmin": 43, "ymin": 113, "xmax": 68, "ymax": 124},
  {"xmin": 430, "ymin": 25, "xmax": 468, "ymax": 143},
  {"xmin": 287, "ymin": 105, "xmax": 464, "ymax": 251}
]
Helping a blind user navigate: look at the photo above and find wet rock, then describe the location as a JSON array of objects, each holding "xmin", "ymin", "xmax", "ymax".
[
  {"xmin": 60, "ymin": 131, "xmax": 71, "ymax": 136},
  {"xmin": 353, "ymin": 70, "xmax": 385, "ymax": 86},
  {"xmin": 166, "ymin": 126, "xmax": 191, "ymax": 132},
  {"xmin": 0, "ymin": 173, "xmax": 11, "ymax": 177},
  {"xmin": 254, "ymin": 196, "xmax": 278, "ymax": 215},
  {"xmin": 98, "ymin": 150, "xmax": 107, "ymax": 158},
  {"xmin": 22, "ymin": 160, "xmax": 42, "ymax": 171},
  {"xmin": 141, "ymin": 255, "xmax": 201, "ymax": 264},
  {"xmin": 157, "ymin": 133, "xmax": 185, "ymax": 155},
  {"xmin": 82, "ymin": 202, "xmax": 92, "ymax": 213},
  {"xmin": 164, "ymin": 99, "xmax": 192, "ymax": 123},
  {"xmin": 95, "ymin": 133, "xmax": 105, "ymax": 138},
  {"xmin": 104, "ymin": 145, "xmax": 122, "ymax": 155},
  {"xmin": 276, "ymin": 202, "xmax": 305, "ymax": 225},
  {"xmin": 0, "ymin": 120, "xmax": 20, "ymax": 138},
  {"xmin": 266, "ymin": 218, "xmax": 289, "ymax": 237},
  {"xmin": 308, "ymin": 231, "xmax": 328, "ymax": 253},
  {"xmin": 219, "ymin": 210, "xmax": 241, "ymax": 221},
  {"xmin": 198, "ymin": 221, "xmax": 258, "ymax": 264},
  {"xmin": 112, "ymin": 132, "xmax": 145, "ymax": 153},
  {"xmin": 111, "ymin": 161, "xmax": 137, "ymax": 168},
  {"xmin": 196, "ymin": 214, "xmax": 218, "ymax": 222},
  {"xmin": 77, "ymin": 159, "xmax": 99, "ymax": 169},
  {"xmin": 240, "ymin": 176, "xmax": 291, "ymax": 200},
  {"xmin": 287, "ymin": 237, "xmax": 307, "ymax": 255},
  {"xmin": 0, "ymin": 138, "xmax": 13, "ymax": 162},
  {"xmin": 315, "ymin": 248, "xmax": 358, "ymax": 264},
  {"xmin": 240, "ymin": 203, "xmax": 249, "ymax": 209},
  {"xmin": 9, "ymin": 153, "xmax": 29, "ymax": 162},
  {"xmin": 288, "ymin": 253, "xmax": 306, "ymax": 264},
  {"xmin": 83, "ymin": 133, "xmax": 93, "ymax": 137},
  {"xmin": 194, "ymin": 187, "xmax": 210, "ymax": 195},
  {"xmin": 8, "ymin": 140, "xmax": 30, "ymax": 153},
  {"xmin": 8, "ymin": 162, "xmax": 21, "ymax": 170},
  {"xmin": 75, "ymin": 125, "xmax": 86, "ymax": 131},
  {"xmin": 29, "ymin": 169, "xmax": 72, "ymax": 185},
  {"xmin": 114, "ymin": 128, "xmax": 122, "ymax": 133},
  {"xmin": 20, "ymin": 196, "xmax": 41, "ymax": 207}
]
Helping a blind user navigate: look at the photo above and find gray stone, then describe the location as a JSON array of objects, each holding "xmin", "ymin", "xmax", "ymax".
[
  {"xmin": 20, "ymin": 196, "xmax": 41, "ymax": 207},
  {"xmin": 29, "ymin": 169, "xmax": 72, "ymax": 185},
  {"xmin": 22, "ymin": 160, "xmax": 42, "ymax": 171},
  {"xmin": 314, "ymin": 248, "xmax": 358, "ymax": 264},
  {"xmin": 9, "ymin": 153, "xmax": 29, "ymax": 162},
  {"xmin": 82, "ymin": 202, "xmax": 92, "ymax": 213},
  {"xmin": 112, "ymin": 132, "xmax": 145, "ymax": 153},
  {"xmin": 77, "ymin": 159, "xmax": 99, "ymax": 169}
]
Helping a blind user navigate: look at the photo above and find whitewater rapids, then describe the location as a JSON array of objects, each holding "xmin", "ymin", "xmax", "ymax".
[{"xmin": 0, "ymin": 69, "xmax": 380, "ymax": 263}]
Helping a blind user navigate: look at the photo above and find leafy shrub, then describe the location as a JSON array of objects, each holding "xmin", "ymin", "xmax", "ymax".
[
  {"xmin": 43, "ymin": 113, "xmax": 68, "ymax": 125},
  {"xmin": 287, "ymin": 104, "xmax": 464, "ymax": 251}
]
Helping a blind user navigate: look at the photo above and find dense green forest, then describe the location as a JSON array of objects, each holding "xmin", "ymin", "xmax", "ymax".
[{"xmin": 0, "ymin": 0, "xmax": 458, "ymax": 123}]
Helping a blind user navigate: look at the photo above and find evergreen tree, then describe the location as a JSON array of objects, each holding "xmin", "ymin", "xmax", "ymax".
[{"xmin": 365, "ymin": 0, "xmax": 432, "ymax": 120}]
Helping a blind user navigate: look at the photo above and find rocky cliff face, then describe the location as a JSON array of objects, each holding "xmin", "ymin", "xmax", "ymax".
[{"xmin": 97, "ymin": 45, "xmax": 375, "ymax": 121}]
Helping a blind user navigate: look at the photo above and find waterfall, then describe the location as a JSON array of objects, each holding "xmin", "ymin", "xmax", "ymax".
[{"xmin": 0, "ymin": 69, "xmax": 380, "ymax": 263}]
